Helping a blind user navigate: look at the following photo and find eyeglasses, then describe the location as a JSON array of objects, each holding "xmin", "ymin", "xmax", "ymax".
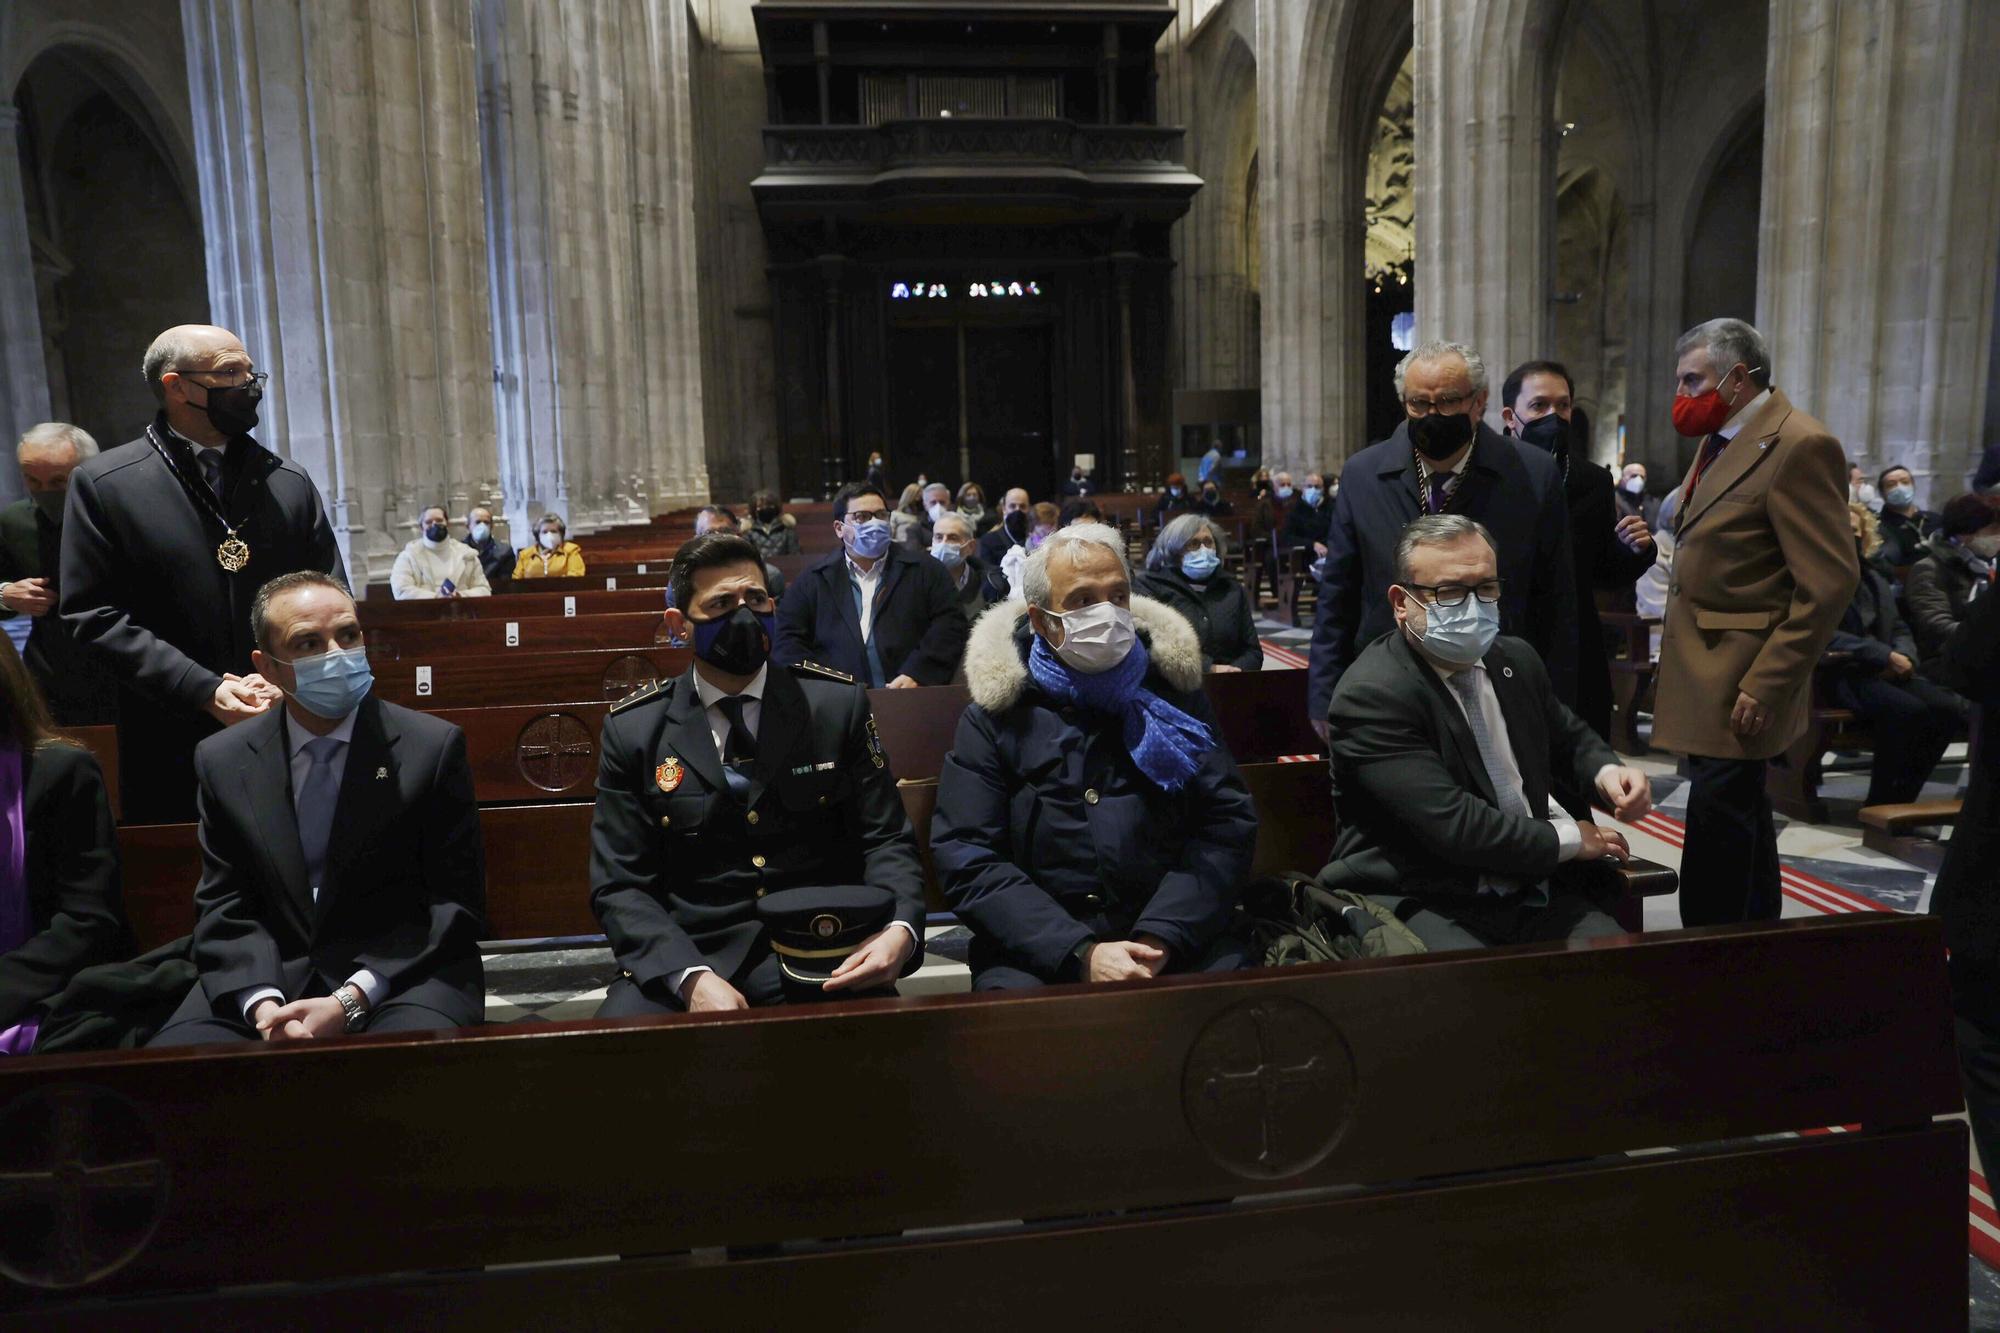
[
  {"xmin": 177, "ymin": 368, "xmax": 270, "ymax": 392},
  {"xmin": 1404, "ymin": 579, "xmax": 1504, "ymax": 607},
  {"xmin": 1404, "ymin": 391, "xmax": 1475, "ymax": 416}
]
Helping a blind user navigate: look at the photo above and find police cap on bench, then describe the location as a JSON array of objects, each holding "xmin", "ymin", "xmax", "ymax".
[{"xmin": 757, "ymin": 885, "xmax": 899, "ymax": 993}]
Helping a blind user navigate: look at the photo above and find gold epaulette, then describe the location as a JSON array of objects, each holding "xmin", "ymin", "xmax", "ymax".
[
  {"xmin": 793, "ymin": 660, "xmax": 856, "ymax": 684},
  {"xmin": 608, "ymin": 680, "xmax": 665, "ymax": 715}
]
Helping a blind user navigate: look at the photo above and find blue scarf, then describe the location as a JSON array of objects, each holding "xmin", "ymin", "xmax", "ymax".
[{"xmin": 1027, "ymin": 632, "xmax": 1214, "ymax": 792}]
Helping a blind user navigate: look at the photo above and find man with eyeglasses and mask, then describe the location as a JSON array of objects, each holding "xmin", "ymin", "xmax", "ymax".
[
  {"xmin": 1306, "ymin": 339, "xmax": 1577, "ymax": 745},
  {"xmin": 775, "ymin": 481, "xmax": 969, "ymax": 688},
  {"xmin": 931, "ymin": 523, "xmax": 1256, "ymax": 990},
  {"xmin": 590, "ymin": 532, "xmax": 926, "ymax": 1015},
  {"xmin": 149, "ymin": 571, "xmax": 485, "ymax": 1046},
  {"xmin": 61, "ymin": 324, "xmax": 345, "ymax": 823},
  {"xmin": 0, "ymin": 423, "xmax": 116, "ymax": 724},
  {"xmin": 1652, "ymin": 317, "xmax": 1857, "ymax": 927},
  {"xmin": 1500, "ymin": 360, "xmax": 1658, "ymax": 743},
  {"xmin": 1320, "ymin": 515, "xmax": 1653, "ymax": 952}
]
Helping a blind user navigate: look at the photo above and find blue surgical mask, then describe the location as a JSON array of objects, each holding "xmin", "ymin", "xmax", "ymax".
[
  {"xmin": 283, "ymin": 644, "xmax": 374, "ymax": 720},
  {"xmin": 469, "ymin": 521, "xmax": 491, "ymax": 543},
  {"xmin": 1275, "ymin": 486, "xmax": 1294, "ymax": 501},
  {"xmin": 1885, "ymin": 484, "xmax": 1916, "ymax": 510},
  {"xmin": 845, "ymin": 516, "xmax": 892, "ymax": 559},
  {"xmin": 1405, "ymin": 592, "xmax": 1499, "ymax": 668},
  {"xmin": 931, "ymin": 540, "xmax": 965, "ymax": 569},
  {"xmin": 1181, "ymin": 547, "xmax": 1221, "ymax": 581},
  {"xmin": 1302, "ymin": 486, "xmax": 1323, "ymax": 507}
]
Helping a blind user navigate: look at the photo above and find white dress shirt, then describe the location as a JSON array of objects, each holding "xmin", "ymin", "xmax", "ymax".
[
  {"xmin": 237, "ymin": 709, "xmax": 384, "ymax": 1021},
  {"xmin": 1718, "ymin": 387, "xmax": 1772, "ymax": 441},
  {"xmin": 1426, "ymin": 658, "xmax": 1614, "ymax": 894},
  {"xmin": 668, "ymin": 664, "xmax": 919, "ymax": 1003},
  {"xmin": 847, "ymin": 553, "xmax": 884, "ymax": 641}
]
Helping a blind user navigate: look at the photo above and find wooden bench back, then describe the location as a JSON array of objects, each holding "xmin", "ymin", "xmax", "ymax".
[
  {"xmin": 358, "ymin": 587, "xmax": 674, "ymax": 623},
  {"xmin": 364, "ymin": 611, "xmax": 668, "ymax": 661},
  {"xmin": 0, "ymin": 915, "xmax": 1963, "ymax": 1326},
  {"xmin": 370, "ymin": 646, "xmax": 691, "ymax": 709}
]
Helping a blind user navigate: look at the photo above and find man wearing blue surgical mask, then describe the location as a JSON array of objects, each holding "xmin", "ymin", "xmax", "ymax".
[
  {"xmin": 149, "ymin": 571, "xmax": 485, "ymax": 1047},
  {"xmin": 775, "ymin": 481, "xmax": 970, "ymax": 688},
  {"xmin": 1873, "ymin": 465, "xmax": 1939, "ymax": 569},
  {"xmin": 1318, "ymin": 514, "xmax": 1653, "ymax": 953}
]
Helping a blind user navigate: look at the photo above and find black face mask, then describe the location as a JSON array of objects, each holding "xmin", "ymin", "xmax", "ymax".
[
  {"xmin": 424, "ymin": 522, "xmax": 448, "ymax": 543},
  {"xmin": 188, "ymin": 380, "xmax": 262, "ymax": 437},
  {"xmin": 756, "ymin": 506, "xmax": 780, "ymax": 523},
  {"xmin": 1004, "ymin": 510, "xmax": 1030, "ymax": 543},
  {"xmin": 1410, "ymin": 411, "xmax": 1476, "ymax": 462},
  {"xmin": 691, "ymin": 604, "xmax": 775, "ymax": 677},
  {"xmin": 1515, "ymin": 412, "xmax": 1569, "ymax": 455}
]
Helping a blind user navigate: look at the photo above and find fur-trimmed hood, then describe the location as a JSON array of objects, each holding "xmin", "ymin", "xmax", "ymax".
[{"xmin": 963, "ymin": 595, "xmax": 1206, "ymax": 712}]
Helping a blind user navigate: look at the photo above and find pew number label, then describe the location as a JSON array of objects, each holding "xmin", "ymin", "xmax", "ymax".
[
  {"xmin": 416, "ymin": 665, "xmax": 433, "ymax": 697},
  {"xmin": 505, "ymin": 621, "xmax": 520, "ymax": 647},
  {"xmin": 606, "ymin": 577, "xmax": 618, "ymax": 591},
  {"xmin": 564, "ymin": 596, "xmax": 577, "ymax": 618},
  {"xmin": 637, "ymin": 563, "xmax": 647, "ymax": 574}
]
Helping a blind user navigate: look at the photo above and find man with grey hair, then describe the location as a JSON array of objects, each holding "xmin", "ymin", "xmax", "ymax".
[
  {"xmin": 1306, "ymin": 338, "xmax": 1577, "ymax": 739},
  {"xmin": 60, "ymin": 323, "xmax": 345, "ymax": 822},
  {"xmin": 932, "ymin": 522, "xmax": 1257, "ymax": 989},
  {"xmin": 0, "ymin": 423, "xmax": 115, "ymax": 722},
  {"xmin": 1653, "ymin": 317, "xmax": 1857, "ymax": 926},
  {"xmin": 1320, "ymin": 514, "xmax": 1653, "ymax": 951}
]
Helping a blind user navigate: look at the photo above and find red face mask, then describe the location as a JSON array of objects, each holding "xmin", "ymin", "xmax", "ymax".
[{"xmin": 1671, "ymin": 365, "xmax": 1758, "ymax": 437}]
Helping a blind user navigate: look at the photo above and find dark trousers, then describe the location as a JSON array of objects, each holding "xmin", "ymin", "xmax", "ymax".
[
  {"xmin": 1679, "ymin": 754, "xmax": 1782, "ymax": 926},
  {"xmin": 147, "ymin": 979, "xmax": 467, "ymax": 1047},
  {"xmin": 1828, "ymin": 673, "xmax": 1964, "ymax": 806},
  {"xmin": 971, "ymin": 930, "xmax": 1252, "ymax": 991},
  {"xmin": 1952, "ymin": 958, "xmax": 2000, "ymax": 1183},
  {"xmin": 1369, "ymin": 890, "xmax": 1624, "ymax": 954},
  {"xmin": 596, "ymin": 951, "xmax": 894, "ymax": 1017}
]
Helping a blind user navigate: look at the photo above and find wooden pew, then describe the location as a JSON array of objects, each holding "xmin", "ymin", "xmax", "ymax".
[
  {"xmin": 1274, "ymin": 545, "xmax": 1318, "ymax": 627},
  {"xmin": 1766, "ymin": 667, "xmax": 1873, "ymax": 823},
  {"xmin": 364, "ymin": 611, "xmax": 668, "ymax": 661},
  {"xmin": 0, "ymin": 915, "xmax": 1962, "ymax": 1327},
  {"xmin": 371, "ymin": 646, "xmax": 691, "ymax": 709},
  {"xmin": 1858, "ymin": 799, "xmax": 1962, "ymax": 873},
  {"xmin": 359, "ymin": 587, "xmax": 673, "ymax": 624}
]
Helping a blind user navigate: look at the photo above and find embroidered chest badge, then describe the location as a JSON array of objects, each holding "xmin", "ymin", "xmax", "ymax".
[{"xmin": 656, "ymin": 756, "xmax": 685, "ymax": 793}]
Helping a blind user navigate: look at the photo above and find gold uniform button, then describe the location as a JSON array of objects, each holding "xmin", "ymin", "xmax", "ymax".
[
  {"xmin": 756, "ymin": 887, "xmax": 767, "ymax": 898},
  {"xmin": 752, "ymin": 854, "xmax": 767, "ymax": 869},
  {"xmin": 818, "ymin": 794, "xmax": 830, "ymax": 806},
  {"xmin": 659, "ymin": 815, "xmax": 671, "ymax": 828},
  {"xmin": 746, "ymin": 810, "xmax": 760, "ymax": 825},
  {"xmin": 1084, "ymin": 788, "xmax": 1100, "ymax": 805}
]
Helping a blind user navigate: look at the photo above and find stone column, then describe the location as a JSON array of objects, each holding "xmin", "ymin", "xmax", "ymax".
[
  {"xmin": 0, "ymin": 106, "xmax": 50, "ymax": 498},
  {"xmin": 475, "ymin": 0, "xmax": 709, "ymax": 531},
  {"xmin": 182, "ymin": 0, "xmax": 498, "ymax": 586},
  {"xmin": 1411, "ymin": 0, "xmax": 1561, "ymax": 424},
  {"xmin": 1759, "ymin": 0, "xmax": 2000, "ymax": 499}
]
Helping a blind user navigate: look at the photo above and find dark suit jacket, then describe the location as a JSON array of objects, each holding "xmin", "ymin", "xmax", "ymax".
[
  {"xmin": 1321, "ymin": 630, "xmax": 1615, "ymax": 904},
  {"xmin": 774, "ymin": 544, "xmax": 971, "ymax": 686},
  {"xmin": 1825, "ymin": 562, "xmax": 1919, "ymax": 672},
  {"xmin": 977, "ymin": 525, "xmax": 1027, "ymax": 568},
  {"xmin": 1307, "ymin": 422, "xmax": 1577, "ymax": 722},
  {"xmin": 187, "ymin": 697, "xmax": 485, "ymax": 1024},
  {"xmin": 589, "ymin": 664, "xmax": 926, "ymax": 989},
  {"xmin": 1281, "ymin": 496, "xmax": 1332, "ymax": 550},
  {"xmin": 0, "ymin": 500, "xmax": 116, "ymax": 724},
  {"xmin": 467, "ymin": 535, "xmax": 516, "ymax": 594},
  {"xmin": 1555, "ymin": 450, "xmax": 1657, "ymax": 741},
  {"xmin": 61, "ymin": 416, "xmax": 345, "ymax": 821},
  {"xmin": 1134, "ymin": 568, "xmax": 1263, "ymax": 671},
  {"xmin": 0, "ymin": 743, "xmax": 131, "ymax": 1030},
  {"xmin": 1930, "ymin": 584, "xmax": 2000, "ymax": 963}
]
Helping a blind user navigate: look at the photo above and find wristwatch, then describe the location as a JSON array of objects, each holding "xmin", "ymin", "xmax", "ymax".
[
  {"xmin": 333, "ymin": 984, "xmax": 369, "ymax": 1033},
  {"xmin": 1069, "ymin": 937, "xmax": 1097, "ymax": 979}
]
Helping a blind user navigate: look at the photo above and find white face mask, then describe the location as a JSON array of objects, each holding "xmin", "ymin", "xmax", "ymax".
[
  {"xmin": 1968, "ymin": 532, "xmax": 2000, "ymax": 561},
  {"xmin": 1621, "ymin": 476, "xmax": 1645, "ymax": 495},
  {"xmin": 539, "ymin": 531, "xmax": 561, "ymax": 552},
  {"xmin": 926, "ymin": 501, "xmax": 949, "ymax": 524},
  {"xmin": 1043, "ymin": 601, "xmax": 1137, "ymax": 674}
]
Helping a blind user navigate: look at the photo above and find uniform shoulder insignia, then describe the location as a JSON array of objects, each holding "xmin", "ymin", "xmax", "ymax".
[
  {"xmin": 608, "ymin": 679, "xmax": 666, "ymax": 715},
  {"xmin": 793, "ymin": 660, "xmax": 856, "ymax": 684}
]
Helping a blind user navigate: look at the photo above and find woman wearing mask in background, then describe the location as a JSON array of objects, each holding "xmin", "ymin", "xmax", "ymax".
[
  {"xmin": 1136, "ymin": 515, "xmax": 1262, "ymax": 673},
  {"xmin": 890, "ymin": 484, "xmax": 928, "ymax": 552},
  {"xmin": 745, "ymin": 491, "xmax": 801, "ymax": 559},
  {"xmin": 1154, "ymin": 472, "xmax": 1193, "ymax": 526},
  {"xmin": 958, "ymin": 483, "xmax": 996, "ymax": 537},
  {"xmin": 0, "ymin": 633, "xmax": 131, "ymax": 1057},
  {"xmin": 1192, "ymin": 480, "xmax": 1233, "ymax": 518},
  {"xmin": 390, "ymin": 504, "xmax": 492, "ymax": 600},
  {"xmin": 1907, "ymin": 492, "xmax": 2000, "ymax": 673},
  {"xmin": 1027, "ymin": 502, "xmax": 1060, "ymax": 551},
  {"xmin": 514, "ymin": 513, "xmax": 586, "ymax": 580},
  {"xmin": 1875, "ymin": 465, "xmax": 1941, "ymax": 570}
]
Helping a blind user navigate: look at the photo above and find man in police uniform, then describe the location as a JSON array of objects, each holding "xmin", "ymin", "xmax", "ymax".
[{"xmin": 590, "ymin": 532, "xmax": 927, "ymax": 1014}]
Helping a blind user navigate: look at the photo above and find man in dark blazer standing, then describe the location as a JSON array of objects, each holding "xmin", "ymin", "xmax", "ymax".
[
  {"xmin": 149, "ymin": 572, "xmax": 484, "ymax": 1045},
  {"xmin": 775, "ymin": 482, "xmax": 970, "ymax": 687},
  {"xmin": 1307, "ymin": 340, "xmax": 1577, "ymax": 739},
  {"xmin": 1321, "ymin": 515, "xmax": 1652, "ymax": 950},
  {"xmin": 592, "ymin": 533, "xmax": 926, "ymax": 1014},
  {"xmin": 61, "ymin": 324, "xmax": 346, "ymax": 823},
  {"xmin": 1499, "ymin": 360, "xmax": 1657, "ymax": 742},
  {"xmin": 0, "ymin": 423, "xmax": 117, "ymax": 724}
]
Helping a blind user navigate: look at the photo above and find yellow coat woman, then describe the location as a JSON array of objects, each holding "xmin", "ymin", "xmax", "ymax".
[{"xmin": 514, "ymin": 516, "xmax": 587, "ymax": 579}]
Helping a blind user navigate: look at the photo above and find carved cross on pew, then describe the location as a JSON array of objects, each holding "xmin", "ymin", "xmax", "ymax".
[
  {"xmin": 0, "ymin": 1086, "xmax": 166, "ymax": 1290},
  {"xmin": 516, "ymin": 714, "xmax": 597, "ymax": 793},
  {"xmin": 1199, "ymin": 1003, "xmax": 1329, "ymax": 1169}
]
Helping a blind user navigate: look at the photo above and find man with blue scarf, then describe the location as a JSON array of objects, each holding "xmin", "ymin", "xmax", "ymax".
[
  {"xmin": 1320, "ymin": 514, "xmax": 1654, "ymax": 951},
  {"xmin": 932, "ymin": 524, "xmax": 1257, "ymax": 989}
]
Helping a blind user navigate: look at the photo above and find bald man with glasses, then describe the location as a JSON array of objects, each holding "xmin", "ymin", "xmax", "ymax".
[{"xmin": 61, "ymin": 324, "xmax": 345, "ymax": 822}]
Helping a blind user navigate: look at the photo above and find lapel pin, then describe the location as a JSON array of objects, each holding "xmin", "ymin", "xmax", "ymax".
[
  {"xmin": 1502, "ymin": 666, "xmax": 1515, "ymax": 678},
  {"xmin": 374, "ymin": 767, "xmax": 388, "ymax": 780}
]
